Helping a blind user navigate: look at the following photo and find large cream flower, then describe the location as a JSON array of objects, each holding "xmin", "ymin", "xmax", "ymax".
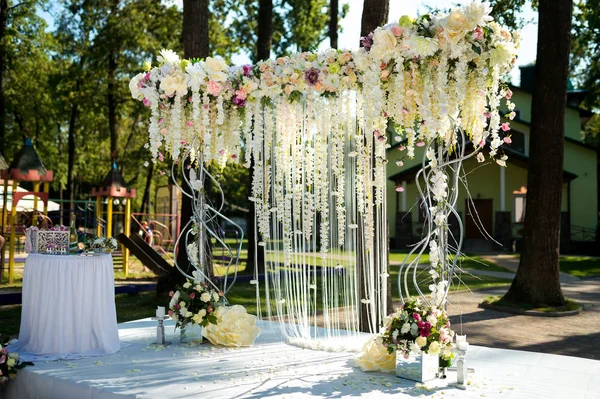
[
  {"xmin": 439, "ymin": 9, "xmax": 470, "ymax": 46},
  {"xmin": 370, "ymin": 28, "xmax": 397, "ymax": 60},
  {"xmin": 160, "ymin": 70, "xmax": 187, "ymax": 97},
  {"xmin": 408, "ymin": 36, "xmax": 439, "ymax": 58},
  {"xmin": 203, "ymin": 305, "xmax": 261, "ymax": 347},
  {"xmin": 427, "ymin": 341, "xmax": 441, "ymax": 355},
  {"xmin": 157, "ymin": 49, "xmax": 180, "ymax": 65},
  {"xmin": 204, "ymin": 57, "xmax": 229, "ymax": 82},
  {"xmin": 354, "ymin": 336, "xmax": 396, "ymax": 373},
  {"xmin": 490, "ymin": 41, "xmax": 517, "ymax": 67}
]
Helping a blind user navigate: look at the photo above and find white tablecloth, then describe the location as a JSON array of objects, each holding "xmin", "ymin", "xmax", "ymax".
[
  {"xmin": 4, "ymin": 319, "xmax": 600, "ymax": 399},
  {"xmin": 11, "ymin": 253, "xmax": 120, "ymax": 359}
]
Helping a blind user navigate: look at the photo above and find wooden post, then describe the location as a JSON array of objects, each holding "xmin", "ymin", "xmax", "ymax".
[
  {"xmin": 8, "ymin": 180, "xmax": 17, "ymax": 283},
  {"xmin": 106, "ymin": 196, "xmax": 113, "ymax": 238},
  {"xmin": 123, "ymin": 197, "xmax": 131, "ymax": 276},
  {"xmin": 1, "ymin": 179, "xmax": 8, "ymax": 280},
  {"xmin": 43, "ymin": 182, "xmax": 50, "ymax": 215},
  {"xmin": 96, "ymin": 197, "xmax": 102, "ymax": 236},
  {"xmin": 32, "ymin": 182, "xmax": 40, "ymax": 213}
]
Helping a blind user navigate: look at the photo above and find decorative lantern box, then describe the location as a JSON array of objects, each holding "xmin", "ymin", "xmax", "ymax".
[{"xmin": 26, "ymin": 228, "xmax": 69, "ymax": 253}]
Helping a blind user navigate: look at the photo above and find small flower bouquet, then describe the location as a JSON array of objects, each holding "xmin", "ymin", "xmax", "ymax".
[
  {"xmin": 168, "ymin": 277, "xmax": 224, "ymax": 330},
  {"xmin": 88, "ymin": 236, "xmax": 118, "ymax": 253},
  {"xmin": 0, "ymin": 339, "xmax": 33, "ymax": 385},
  {"xmin": 381, "ymin": 298, "xmax": 454, "ymax": 362}
]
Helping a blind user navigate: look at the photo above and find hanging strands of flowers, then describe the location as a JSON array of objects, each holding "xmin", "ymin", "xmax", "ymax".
[{"xmin": 130, "ymin": 0, "xmax": 519, "ymax": 349}]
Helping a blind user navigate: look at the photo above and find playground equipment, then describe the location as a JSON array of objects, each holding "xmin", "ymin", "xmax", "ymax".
[
  {"xmin": 90, "ymin": 162, "xmax": 136, "ymax": 276},
  {"xmin": 1, "ymin": 139, "xmax": 54, "ymax": 283}
]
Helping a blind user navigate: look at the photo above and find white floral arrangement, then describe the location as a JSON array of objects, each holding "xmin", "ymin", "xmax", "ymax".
[
  {"xmin": 0, "ymin": 339, "xmax": 33, "ymax": 385},
  {"xmin": 168, "ymin": 276, "xmax": 224, "ymax": 329},
  {"xmin": 88, "ymin": 236, "xmax": 118, "ymax": 253}
]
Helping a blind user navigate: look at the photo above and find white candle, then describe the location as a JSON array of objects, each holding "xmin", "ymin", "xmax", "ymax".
[
  {"xmin": 457, "ymin": 341, "xmax": 469, "ymax": 351},
  {"xmin": 456, "ymin": 334, "xmax": 467, "ymax": 343},
  {"xmin": 156, "ymin": 306, "xmax": 165, "ymax": 318}
]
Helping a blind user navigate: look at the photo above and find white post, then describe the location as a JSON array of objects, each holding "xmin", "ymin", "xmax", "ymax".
[
  {"xmin": 500, "ymin": 166, "xmax": 506, "ymax": 211},
  {"xmin": 401, "ymin": 180, "xmax": 407, "ymax": 212}
]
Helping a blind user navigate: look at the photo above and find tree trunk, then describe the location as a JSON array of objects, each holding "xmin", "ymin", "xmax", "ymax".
[
  {"xmin": 182, "ymin": 0, "xmax": 209, "ymax": 60},
  {"xmin": 360, "ymin": 0, "xmax": 389, "ymax": 39},
  {"xmin": 158, "ymin": 0, "xmax": 209, "ymax": 297},
  {"xmin": 0, "ymin": 0, "xmax": 8, "ymax": 151},
  {"xmin": 140, "ymin": 162, "xmax": 154, "ymax": 215},
  {"xmin": 107, "ymin": 48, "xmax": 118, "ymax": 161},
  {"xmin": 256, "ymin": 0, "xmax": 272, "ymax": 61},
  {"xmin": 502, "ymin": 0, "xmax": 572, "ymax": 307},
  {"xmin": 329, "ymin": 0, "xmax": 339, "ymax": 49},
  {"xmin": 66, "ymin": 90, "xmax": 78, "ymax": 224}
]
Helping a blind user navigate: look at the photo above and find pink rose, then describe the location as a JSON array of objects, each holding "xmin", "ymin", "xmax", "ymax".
[
  {"xmin": 391, "ymin": 26, "xmax": 403, "ymax": 37},
  {"xmin": 189, "ymin": 292, "xmax": 195, "ymax": 299},
  {"xmin": 503, "ymin": 136, "xmax": 512, "ymax": 144},
  {"xmin": 501, "ymin": 122, "xmax": 510, "ymax": 132},
  {"xmin": 416, "ymin": 141, "xmax": 425, "ymax": 147},
  {"xmin": 505, "ymin": 89, "xmax": 513, "ymax": 100},
  {"xmin": 235, "ymin": 89, "xmax": 247, "ymax": 100},
  {"xmin": 142, "ymin": 98, "xmax": 151, "ymax": 107},
  {"xmin": 168, "ymin": 310, "xmax": 173, "ymax": 317},
  {"xmin": 0, "ymin": 355, "xmax": 5, "ymax": 364},
  {"xmin": 187, "ymin": 121, "xmax": 193, "ymax": 127},
  {"xmin": 473, "ymin": 27, "xmax": 484, "ymax": 40},
  {"xmin": 169, "ymin": 291, "xmax": 174, "ymax": 297},
  {"xmin": 158, "ymin": 118, "xmax": 164, "ymax": 125},
  {"xmin": 413, "ymin": 313, "xmax": 421, "ymax": 322},
  {"xmin": 207, "ymin": 80, "xmax": 222, "ymax": 96}
]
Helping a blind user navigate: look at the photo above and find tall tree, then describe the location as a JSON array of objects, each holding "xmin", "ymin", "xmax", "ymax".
[
  {"xmin": 257, "ymin": 0, "xmax": 273, "ymax": 61},
  {"xmin": 360, "ymin": 0, "xmax": 389, "ymax": 39},
  {"xmin": 502, "ymin": 0, "xmax": 573, "ymax": 307}
]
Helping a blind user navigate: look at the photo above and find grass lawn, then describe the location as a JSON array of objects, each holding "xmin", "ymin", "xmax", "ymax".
[
  {"xmin": 389, "ymin": 252, "xmax": 508, "ymax": 273},
  {"xmin": 559, "ymin": 256, "xmax": 600, "ymax": 277}
]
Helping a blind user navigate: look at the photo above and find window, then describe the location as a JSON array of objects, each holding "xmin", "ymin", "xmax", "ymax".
[
  {"xmin": 509, "ymin": 131, "xmax": 526, "ymax": 155},
  {"xmin": 514, "ymin": 194, "xmax": 526, "ymax": 223}
]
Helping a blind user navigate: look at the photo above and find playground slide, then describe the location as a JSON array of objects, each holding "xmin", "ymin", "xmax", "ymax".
[{"xmin": 117, "ymin": 233, "xmax": 172, "ymax": 276}]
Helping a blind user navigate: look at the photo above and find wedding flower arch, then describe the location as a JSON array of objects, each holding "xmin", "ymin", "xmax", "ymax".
[{"xmin": 130, "ymin": 0, "xmax": 518, "ymax": 349}]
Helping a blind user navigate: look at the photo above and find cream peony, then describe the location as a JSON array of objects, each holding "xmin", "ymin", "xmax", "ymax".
[
  {"xmin": 204, "ymin": 57, "xmax": 229, "ymax": 82},
  {"xmin": 409, "ymin": 36, "xmax": 439, "ymax": 58},
  {"xmin": 415, "ymin": 336, "xmax": 427, "ymax": 347},
  {"xmin": 160, "ymin": 70, "xmax": 187, "ymax": 97},
  {"xmin": 354, "ymin": 336, "xmax": 396, "ymax": 373},
  {"xmin": 439, "ymin": 9, "xmax": 470, "ymax": 46},
  {"xmin": 370, "ymin": 28, "xmax": 397, "ymax": 60},
  {"xmin": 202, "ymin": 305, "xmax": 261, "ymax": 347},
  {"xmin": 490, "ymin": 41, "xmax": 517, "ymax": 67}
]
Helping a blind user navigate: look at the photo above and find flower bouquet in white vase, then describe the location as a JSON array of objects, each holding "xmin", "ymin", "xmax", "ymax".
[{"xmin": 381, "ymin": 298, "xmax": 455, "ymax": 382}]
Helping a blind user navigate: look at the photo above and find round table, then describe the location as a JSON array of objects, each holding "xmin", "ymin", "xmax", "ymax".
[{"xmin": 17, "ymin": 253, "xmax": 120, "ymax": 357}]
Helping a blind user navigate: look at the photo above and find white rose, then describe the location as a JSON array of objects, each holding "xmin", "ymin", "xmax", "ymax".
[
  {"xmin": 370, "ymin": 28, "xmax": 397, "ymax": 60},
  {"xmin": 353, "ymin": 335, "xmax": 396, "ymax": 373},
  {"xmin": 462, "ymin": 0, "xmax": 493, "ymax": 29},
  {"xmin": 183, "ymin": 282, "xmax": 191, "ymax": 289},
  {"xmin": 160, "ymin": 70, "xmax": 188, "ymax": 97},
  {"xmin": 426, "ymin": 314, "xmax": 438, "ymax": 326},
  {"xmin": 352, "ymin": 51, "xmax": 370, "ymax": 72},
  {"xmin": 7, "ymin": 358, "xmax": 15, "ymax": 367},
  {"xmin": 179, "ymin": 306, "xmax": 188, "ymax": 316},
  {"xmin": 129, "ymin": 72, "xmax": 145, "ymax": 100},
  {"xmin": 428, "ymin": 341, "xmax": 441, "ymax": 355},
  {"xmin": 212, "ymin": 292, "xmax": 220, "ymax": 302},
  {"xmin": 157, "ymin": 49, "xmax": 180, "ymax": 65},
  {"xmin": 200, "ymin": 292, "xmax": 211, "ymax": 302},
  {"xmin": 203, "ymin": 305, "xmax": 261, "ymax": 347},
  {"xmin": 204, "ymin": 57, "xmax": 229, "ymax": 82},
  {"xmin": 400, "ymin": 323, "xmax": 411, "ymax": 334},
  {"xmin": 198, "ymin": 308, "xmax": 207, "ymax": 318},
  {"xmin": 415, "ymin": 336, "xmax": 427, "ymax": 347},
  {"xmin": 439, "ymin": 9, "xmax": 470, "ymax": 46}
]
